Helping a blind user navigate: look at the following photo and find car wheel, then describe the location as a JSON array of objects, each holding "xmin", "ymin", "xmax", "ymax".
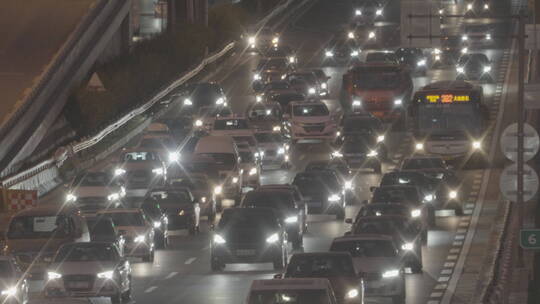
[
  {"xmin": 110, "ymin": 292, "xmax": 122, "ymax": 304},
  {"xmin": 336, "ymin": 208, "xmax": 345, "ymax": 220},
  {"xmin": 392, "ymin": 293, "xmax": 406, "ymax": 304},
  {"xmin": 211, "ymin": 258, "xmax": 225, "ymax": 271}
]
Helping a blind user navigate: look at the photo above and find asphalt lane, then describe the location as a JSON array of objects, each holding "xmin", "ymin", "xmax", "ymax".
[{"xmin": 29, "ymin": 0, "xmax": 515, "ymax": 303}]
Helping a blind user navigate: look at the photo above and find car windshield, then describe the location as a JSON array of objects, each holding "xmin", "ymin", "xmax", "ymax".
[
  {"xmin": 343, "ymin": 139, "xmax": 371, "ymax": 153},
  {"xmin": 353, "ymin": 219, "xmax": 417, "ymax": 235},
  {"xmin": 288, "ymin": 73, "xmax": 316, "ymax": 83},
  {"xmin": 74, "ymin": 172, "xmax": 112, "ymax": 187},
  {"xmin": 265, "ymin": 82, "xmax": 290, "ymax": 90},
  {"xmin": 54, "ymin": 244, "xmax": 118, "ymax": 262},
  {"xmin": 353, "ymin": 68, "xmax": 401, "ymax": 89},
  {"xmin": 293, "ymin": 175, "xmax": 338, "ymax": 194},
  {"xmin": 359, "ymin": 205, "xmax": 410, "ymax": 217},
  {"xmin": 293, "ymin": 104, "xmax": 329, "ymax": 116},
  {"xmin": 248, "ymin": 290, "xmax": 330, "ymax": 304},
  {"xmin": 122, "ymin": 151, "xmax": 158, "ymax": 162},
  {"xmin": 87, "ymin": 219, "xmax": 115, "ymax": 236},
  {"xmin": 150, "ymin": 190, "xmax": 192, "ymax": 204},
  {"xmin": 196, "ymin": 153, "xmax": 236, "ymax": 171},
  {"xmin": 372, "ymin": 187, "xmax": 420, "ymax": 203},
  {"xmin": 365, "ymin": 53, "xmax": 397, "ymax": 63},
  {"xmin": 255, "ymin": 133, "xmax": 282, "ymax": 143},
  {"xmin": 240, "ymin": 151, "xmax": 256, "ymax": 163},
  {"xmin": 271, "ymin": 93, "xmax": 305, "ymax": 107},
  {"xmin": 0, "ymin": 261, "xmax": 13, "ymax": 277},
  {"xmin": 7, "ymin": 215, "xmax": 74, "ymax": 239},
  {"xmin": 214, "ymin": 119, "xmax": 249, "ymax": 130},
  {"xmin": 458, "ymin": 54, "xmax": 489, "ymax": 65},
  {"xmin": 105, "ymin": 212, "xmax": 145, "ymax": 227},
  {"xmin": 218, "ymin": 209, "xmax": 279, "ymax": 230},
  {"xmin": 402, "ymin": 158, "xmax": 445, "ymax": 170},
  {"xmin": 381, "ymin": 173, "xmax": 422, "ymax": 186},
  {"xmin": 343, "ymin": 118, "xmax": 379, "ymax": 132},
  {"xmin": 331, "ymin": 240, "xmax": 397, "ymax": 257},
  {"xmin": 395, "ymin": 48, "xmax": 422, "ymax": 57},
  {"xmin": 243, "ymin": 192, "xmax": 295, "ymax": 211},
  {"xmin": 171, "ymin": 177, "xmax": 210, "ymax": 190},
  {"xmin": 286, "ymin": 255, "xmax": 355, "ymax": 277}
]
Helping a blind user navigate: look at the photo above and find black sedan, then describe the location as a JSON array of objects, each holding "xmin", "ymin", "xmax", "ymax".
[
  {"xmin": 292, "ymin": 171, "xmax": 346, "ymax": 219},
  {"xmin": 395, "ymin": 47, "xmax": 428, "ymax": 76},
  {"xmin": 148, "ymin": 186, "xmax": 200, "ymax": 234}
]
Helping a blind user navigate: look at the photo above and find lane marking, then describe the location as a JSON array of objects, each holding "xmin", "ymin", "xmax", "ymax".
[
  {"xmin": 438, "ymin": 276, "xmax": 451, "ymax": 282},
  {"xmin": 431, "ymin": 292, "xmax": 444, "ymax": 298},
  {"xmin": 164, "ymin": 272, "xmax": 178, "ymax": 280},
  {"xmin": 441, "ymin": 269, "xmax": 453, "ymax": 275},
  {"xmin": 145, "ymin": 286, "xmax": 158, "ymax": 293},
  {"xmin": 444, "ymin": 262, "xmax": 456, "ymax": 268},
  {"xmin": 185, "ymin": 257, "xmax": 197, "ymax": 264}
]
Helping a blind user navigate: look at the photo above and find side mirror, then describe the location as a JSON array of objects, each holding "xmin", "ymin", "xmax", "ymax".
[
  {"xmin": 273, "ymin": 273, "xmax": 283, "ymax": 279},
  {"xmin": 369, "ymin": 186, "xmax": 376, "ymax": 192},
  {"xmin": 345, "ymin": 218, "xmax": 353, "ymax": 224}
]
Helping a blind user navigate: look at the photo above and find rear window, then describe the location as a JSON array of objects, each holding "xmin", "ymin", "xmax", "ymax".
[
  {"xmin": 105, "ymin": 212, "xmax": 145, "ymax": 227},
  {"xmin": 402, "ymin": 158, "xmax": 445, "ymax": 170},
  {"xmin": 73, "ymin": 172, "xmax": 111, "ymax": 187},
  {"xmin": 122, "ymin": 151, "xmax": 158, "ymax": 162},
  {"xmin": 286, "ymin": 255, "xmax": 355, "ymax": 277},
  {"xmin": 372, "ymin": 187, "xmax": 420, "ymax": 203},
  {"xmin": 87, "ymin": 219, "xmax": 115, "ymax": 235},
  {"xmin": 353, "ymin": 219, "xmax": 417, "ymax": 235},
  {"xmin": 54, "ymin": 244, "xmax": 118, "ymax": 262},
  {"xmin": 7, "ymin": 215, "xmax": 74, "ymax": 239},
  {"xmin": 243, "ymin": 191, "xmax": 295, "ymax": 210},
  {"xmin": 248, "ymin": 290, "xmax": 330, "ymax": 304},
  {"xmin": 219, "ymin": 209, "xmax": 279, "ymax": 229}
]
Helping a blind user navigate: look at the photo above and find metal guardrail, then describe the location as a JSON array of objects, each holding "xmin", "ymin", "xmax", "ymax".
[{"xmin": 0, "ymin": 0, "xmax": 302, "ymax": 191}]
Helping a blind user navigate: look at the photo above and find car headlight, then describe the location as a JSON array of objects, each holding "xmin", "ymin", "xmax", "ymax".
[
  {"xmin": 107, "ymin": 193, "xmax": 120, "ymax": 201},
  {"xmin": 456, "ymin": 67, "xmax": 464, "ymax": 73},
  {"xmin": 114, "ymin": 168, "xmax": 126, "ymax": 176},
  {"xmin": 183, "ymin": 98, "xmax": 193, "ymax": 106},
  {"xmin": 394, "ymin": 99, "xmax": 402, "ymax": 106},
  {"xmin": 308, "ymin": 87, "xmax": 316, "ymax": 95},
  {"xmin": 285, "ymin": 216, "xmax": 298, "ymax": 224},
  {"xmin": 375, "ymin": 9, "xmax": 383, "ymax": 16},
  {"xmin": 169, "ymin": 151, "xmax": 180, "ymax": 162},
  {"xmin": 344, "ymin": 181, "xmax": 353, "ymax": 190},
  {"xmin": 348, "ymin": 32, "xmax": 355, "ymax": 39},
  {"xmin": 332, "ymin": 151, "xmax": 343, "ymax": 158},
  {"xmin": 266, "ymin": 233, "xmax": 280, "ymax": 243},
  {"xmin": 0, "ymin": 287, "xmax": 16, "ymax": 297},
  {"xmin": 433, "ymin": 48, "xmax": 441, "ymax": 54},
  {"xmin": 248, "ymin": 36, "xmax": 256, "ymax": 44},
  {"xmin": 97, "ymin": 270, "xmax": 114, "ymax": 280},
  {"xmin": 134, "ymin": 235, "xmax": 146, "ymax": 243},
  {"xmin": 483, "ymin": 66, "xmax": 491, "ymax": 73},
  {"xmin": 216, "ymin": 97, "xmax": 225, "ymax": 105},
  {"xmin": 325, "ymin": 50, "xmax": 334, "ymax": 57},
  {"xmin": 486, "ymin": 33, "xmax": 492, "ymax": 40},
  {"xmin": 401, "ymin": 243, "xmax": 414, "ymax": 251},
  {"xmin": 153, "ymin": 221, "xmax": 162, "ymax": 229},
  {"xmin": 289, "ymin": 56, "xmax": 296, "ymax": 63},
  {"xmin": 351, "ymin": 50, "xmax": 359, "ymax": 57},
  {"xmin": 439, "ymin": 9, "xmax": 444, "ymax": 15},
  {"xmin": 461, "ymin": 47, "xmax": 468, "ymax": 54},
  {"xmin": 411, "ymin": 209, "xmax": 421, "ymax": 218},
  {"xmin": 47, "ymin": 272, "xmax": 62, "ymax": 280},
  {"xmin": 253, "ymin": 74, "xmax": 261, "ymax": 81},
  {"xmin": 377, "ymin": 135, "xmax": 385, "ymax": 143},
  {"xmin": 232, "ymin": 177, "xmax": 239, "ymax": 183},
  {"xmin": 435, "ymin": 55, "xmax": 441, "ymax": 61},
  {"xmin": 417, "ymin": 59, "xmax": 426, "ymax": 66},
  {"xmin": 484, "ymin": 3, "xmax": 489, "ymax": 10},
  {"xmin": 415, "ymin": 142, "xmax": 424, "ymax": 150},
  {"xmin": 249, "ymin": 167, "xmax": 257, "ymax": 176},
  {"xmin": 367, "ymin": 150, "xmax": 378, "ymax": 157},
  {"xmin": 346, "ymin": 289, "xmax": 359, "ymax": 299},
  {"xmin": 213, "ymin": 234, "xmax": 226, "ymax": 244},
  {"xmin": 368, "ymin": 31, "xmax": 376, "ymax": 39},
  {"xmin": 152, "ymin": 168, "xmax": 164, "ymax": 175},
  {"xmin": 449, "ymin": 190, "xmax": 458, "ymax": 199},
  {"xmin": 467, "ymin": 3, "xmax": 473, "ymax": 10},
  {"xmin": 472, "ymin": 140, "xmax": 482, "ymax": 149},
  {"xmin": 328, "ymin": 194, "xmax": 341, "ymax": 202},
  {"xmin": 321, "ymin": 83, "xmax": 327, "ymax": 89},
  {"xmin": 355, "ymin": 9, "xmax": 362, "ymax": 16},
  {"xmin": 462, "ymin": 35, "xmax": 468, "ymax": 41},
  {"xmin": 272, "ymin": 37, "xmax": 279, "ymax": 44},
  {"xmin": 66, "ymin": 193, "xmax": 77, "ymax": 202},
  {"xmin": 200, "ymin": 197, "xmax": 207, "ymax": 203},
  {"xmin": 382, "ymin": 269, "xmax": 400, "ymax": 278},
  {"xmin": 194, "ymin": 119, "xmax": 203, "ymax": 127},
  {"xmin": 424, "ymin": 194, "xmax": 434, "ymax": 202},
  {"xmin": 352, "ymin": 99, "xmax": 361, "ymax": 107},
  {"xmin": 278, "ymin": 147, "xmax": 285, "ymax": 154}
]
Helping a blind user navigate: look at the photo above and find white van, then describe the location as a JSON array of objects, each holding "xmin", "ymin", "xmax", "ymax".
[{"xmin": 193, "ymin": 136, "xmax": 242, "ymax": 205}]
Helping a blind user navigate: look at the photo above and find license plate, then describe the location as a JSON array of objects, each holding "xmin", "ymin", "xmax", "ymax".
[
  {"xmin": 236, "ymin": 249, "xmax": 256, "ymax": 256},
  {"xmin": 68, "ymin": 282, "xmax": 90, "ymax": 289}
]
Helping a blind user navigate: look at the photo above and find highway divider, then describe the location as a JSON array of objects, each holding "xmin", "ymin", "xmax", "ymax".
[{"xmin": 0, "ymin": 0, "xmax": 310, "ymax": 197}]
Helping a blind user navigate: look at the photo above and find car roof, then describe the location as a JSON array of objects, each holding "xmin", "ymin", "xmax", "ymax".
[
  {"xmin": 420, "ymin": 80, "xmax": 477, "ymax": 92},
  {"xmin": 356, "ymin": 215, "xmax": 410, "ymax": 222},
  {"xmin": 97, "ymin": 208, "xmax": 142, "ymax": 214},
  {"xmin": 250, "ymin": 278, "xmax": 332, "ymax": 291},
  {"xmin": 332, "ymin": 234, "xmax": 395, "ymax": 242}
]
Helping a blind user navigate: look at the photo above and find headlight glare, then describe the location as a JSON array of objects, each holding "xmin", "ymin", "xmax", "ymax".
[
  {"xmin": 375, "ymin": 9, "xmax": 383, "ymax": 16},
  {"xmin": 169, "ymin": 151, "xmax": 180, "ymax": 162},
  {"xmin": 66, "ymin": 193, "xmax": 77, "ymax": 202},
  {"xmin": 449, "ymin": 190, "xmax": 458, "ymax": 199},
  {"xmin": 401, "ymin": 243, "xmax": 414, "ymax": 251},
  {"xmin": 97, "ymin": 270, "xmax": 114, "ymax": 280},
  {"xmin": 382, "ymin": 269, "xmax": 400, "ymax": 278},
  {"xmin": 114, "ymin": 168, "xmax": 126, "ymax": 176},
  {"xmin": 249, "ymin": 167, "xmax": 257, "ymax": 176},
  {"xmin": 352, "ymin": 99, "xmax": 361, "ymax": 106},
  {"xmin": 278, "ymin": 148, "xmax": 285, "ymax": 154},
  {"xmin": 153, "ymin": 221, "xmax": 162, "ymax": 228},
  {"xmin": 194, "ymin": 119, "xmax": 203, "ymax": 127},
  {"xmin": 214, "ymin": 234, "xmax": 226, "ymax": 244},
  {"xmin": 0, "ymin": 287, "xmax": 16, "ymax": 296},
  {"xmin": 345, "ymin": 181, "xmax": 353, "ymax": 190},
  {"xmin": 346, "ymin": 289, "xmax": 359, "ymax": 298},
  {"xmin": 367, "ymin": 150, "xmax": 378, "ymax": 157},
  {"xmin": 456, "ymin": 67, "xmax": 464, "ymax": 73},
  {"xmin": 415, "ymin": 142, "xmax": 424, "ymax": 150},
  {"xmin": 411, "ymin": 209, "xmax": 421, "ymax": 218},
  {"xmin": 285, "ymin": 216, "xmax": 298, "ymax": 223},
  {"xmin": 377, "ymin": 135, "xmax": 385, "ymax": 143},
  {"xmin": 183, "ymin": 98, "xmax": 193, "ymax": 106},
  {"xmin": 417, "ymin": 59, "xmax": 426, "ymax": 66},
  {"xmin": 325, "ymin": 51, "xmax": 334, "ymax": 57},
  {"xmin": 134, "ymin": 235, "xmax": 146, "ymax": 243},
  {"xmin": 472, "ymin": 140, "xmax": 482, "ymax": 149},
  {"xmin": 152, "ymin": 168, "xmax": 164, "ymax": 175},
  {"xmin": 308, "ymin": 87, "xmax": 316, "ymax": 95},
  {"xmin": 47, "ymin": 272, "xmax": 62, "ymax": 280},
  {"xmin": 483, "ymin": 66, "xmax": 491, "ymax": 73},
  {"xmin": 214, "ymin": 186, "xmax": 223, "ymax": 195},
  {"xmin": 394, "ymin": 99, "xmax": 402, "ymax": 106},
  {"xmin": 107, "ymin": 193, "xmax": 120, "ymax": 201},
  {"xmin": 424, "ymin": 194, "xmax": 434, "ymax": 202},
  {"xmin": 328, "ymin": 194, "xmax": 341, "ymax": 202},
  {"xmin": 266, "ymin": 233, "xmax": 279, "ymax": 243}
]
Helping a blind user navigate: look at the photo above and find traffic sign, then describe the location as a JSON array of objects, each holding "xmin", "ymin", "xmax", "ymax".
[
  {"xmin": 500, "ymin": 123, "xmax": 540, "ymax": 162},
  {"xmin": 500, "ymin": 163, "xmax": 539, "ymax": 202},
  {"xmin": 400, "ymin": 1, "xmax": 440, "ymax": 48},
  {"xmin": 520, "ymin": 229, "xmax": 540, "ymax": 249}
]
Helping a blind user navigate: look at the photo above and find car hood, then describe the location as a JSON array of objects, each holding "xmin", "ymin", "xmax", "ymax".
[
  {"xmin": 161, "ymin": 203, "xmax": 194, "ymax": 214},
  {"xmin": 354, "ymin": 89, "xmax": 403, "ymax": 100},
  {"xmin": 293, "ymin": 116, "xmax": 331, "ymax": 124},
  {"xmin": 73, "ymin": 187, "xmax": 112, "ymax": 198},
  {"xmin": 6, "ymin": 238, "xmax": 72, "ymax": 255},
  {"xmin": 116, "ymin": 226, "xmax": 148, "ymax": 237},
  {"xmin": 48, "ymin": 261, "xmax": 118, "ymax": 275},
  {"xmin": 122, "ymin": 162, "xmax": 161, "ymax": 171},
  {"xmin": 258, "ymin": 142, "xmax": 282, "ymax": 150},
  {"xmin": 352, "ymin": 257, "xmax": 401, "ymax": 274}
]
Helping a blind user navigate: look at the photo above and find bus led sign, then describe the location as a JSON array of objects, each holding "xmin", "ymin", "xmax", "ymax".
[{"xmin": 426, "ymin": 94, "xmax": 470, "ymax": 103}]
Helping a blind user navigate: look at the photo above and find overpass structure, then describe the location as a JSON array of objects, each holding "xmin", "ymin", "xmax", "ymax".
[{"xmin": 0, "ymin": 0, "xmax": 133, "ymax": 176}]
